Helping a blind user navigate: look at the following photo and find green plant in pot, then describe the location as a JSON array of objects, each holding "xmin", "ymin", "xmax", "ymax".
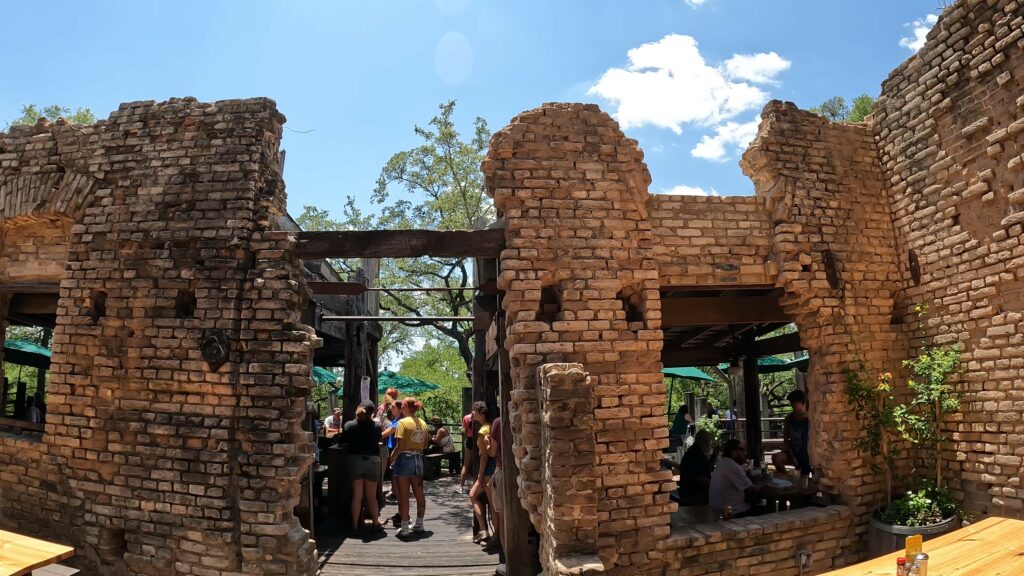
[{"xmin": 845, "ymin": 304, "xmax": 963, "ymax": 553}]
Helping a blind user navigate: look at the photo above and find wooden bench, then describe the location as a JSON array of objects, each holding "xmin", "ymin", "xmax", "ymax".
[{"xmin": 424, "ymin": 451, "xmax": 461, "ymax": 480}]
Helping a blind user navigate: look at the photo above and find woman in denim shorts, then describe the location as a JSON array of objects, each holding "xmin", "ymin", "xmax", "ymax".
[
  {"xmin": 342, "ymin": 400, "xmax": 384, "ymax": 535},
  {"xmin": 391, "ymin": 397, "xmax": 430, "ymax": 538}
]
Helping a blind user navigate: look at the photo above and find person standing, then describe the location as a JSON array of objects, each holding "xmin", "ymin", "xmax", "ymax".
[
  {"xmin": 773, "ymin": 389, "xmax": 811, "ymax": 476},
  {"xmin": 670, "ymin": 405, "xmax": 694, "ymax": 438},
  {"xmin": 486, "ymin": 414, "xmax": 504, "ymax": 556},
  {"xmin": 468, "ymin": 401, "xmax": 494, "ymax": 544},
  {"xmin": 25, "ymin": 396, "xmax": 42, "ymax": 423},
  {"xmin": 381, "ymin": 401, "xmax": 403, "ymax": 505},
  {"xmin": 343, "ymin": 401, "xmax": 385, "ymax": 536},
  {"xmin": 392, "ymin": 397, "xmax": 429, "ymax": 538},
  {"xmin": 459, "ymin": 410, "xmax": 476, "ymax": 493},
  {"xmin": 376, "ymin": 387, "xmax": 399, "ymax": 420}
]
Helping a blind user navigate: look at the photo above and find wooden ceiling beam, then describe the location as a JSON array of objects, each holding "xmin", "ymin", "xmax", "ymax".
[
  {"xmin": 661, "ymin": 296, "xmax": 789, "ymax": 327},
  {"xmin": 754, "ymin": 331, "xmax": 804, "ymax": 356},
  {"xmin": 661, "ymin": 346, "xmax": 733, "ymax": 367},
  {"xmin": 296, "ymin": 229, "xmax": 505, "ymax": 259}
]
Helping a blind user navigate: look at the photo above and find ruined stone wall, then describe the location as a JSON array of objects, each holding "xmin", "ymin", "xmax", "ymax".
[
  {"xmin": 741, "ymin": 101, "xmax": 903, "ymax": 553},
  {"xmin": 0, "ymin": 99, "xmax": 318, "ymax": 576},
  {"xmin": 484, "ymin": 103, "xmax": 672, "ymax": 575},
  {"xmin": 871, "ymin": 0, "xmax": 1024, "ymax": 515},
  {"xmin": 647, "ymin": 194, "xmax": 774, "ymax": 287}
]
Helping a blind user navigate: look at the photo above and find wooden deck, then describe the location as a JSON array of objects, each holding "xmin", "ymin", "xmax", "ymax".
[{"xmin": 316, "ymin": 476, "xmax": 501, "ymax": 576}]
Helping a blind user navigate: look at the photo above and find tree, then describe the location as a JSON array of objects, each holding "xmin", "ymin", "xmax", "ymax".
[
  {"xmin": 9, "ymin": 104, "xmax": 95, "ymax": 127},
  {"xmin": 399, "ymin": 339, "xmax": 467, "ymax": 426},
  {"xmin": 298, "ymin": 100, "xmax": 495, "ymax": 382},
  {"xmin": 809, "ymin": 94, "xmax": 875, "ymax": 123}
]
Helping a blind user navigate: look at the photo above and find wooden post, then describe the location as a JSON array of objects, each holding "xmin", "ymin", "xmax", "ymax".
[
  {"xmin": 742, "ymin": 337, "xmax": 762, "ymax": 466},
  {"xmin": 341, "ymin": 268, "xmax": 370, "ymax": 422},
  {"xmin": 497, "ymin": 306, "xmax": 538, "ymax": 575}
]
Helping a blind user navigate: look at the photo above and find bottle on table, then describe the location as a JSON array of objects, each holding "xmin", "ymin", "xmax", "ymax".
[
  {"xmin": 896, "ymin": 556, "xmax": 907, "ymax": 576},
  {"xmin": 914, "ymin": 552, "xmax": 928, "ymax": 576}
]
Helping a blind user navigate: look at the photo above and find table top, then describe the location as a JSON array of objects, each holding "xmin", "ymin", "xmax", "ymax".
[
  {"xmin": 0, "ymin": 529, "xmax": 75, "ymax": 576},
  {"xmin": 822, "ymin": 516, "xmax": 1024, "ymax": 575}
]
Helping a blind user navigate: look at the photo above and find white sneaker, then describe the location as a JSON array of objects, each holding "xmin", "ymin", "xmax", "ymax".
[
  {"xmin": 413, "ymin": 521, "xmax": 425, "ymax": 534},
  {"xmin": 397, "ymin": 526, "xmax": 412, "ymax": 539}
]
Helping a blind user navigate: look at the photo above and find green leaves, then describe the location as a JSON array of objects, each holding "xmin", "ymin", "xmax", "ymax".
[
  {"xmin": 809, "ymin": 94, "xmax": 876, "ymax": 123},
  {"xmin": 9, "ymin": 104, "xmax": 96, "ymax": 128}
]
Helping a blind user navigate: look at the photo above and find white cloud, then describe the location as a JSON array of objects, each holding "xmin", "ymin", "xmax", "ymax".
[
  {"xmin": 684, "ymin": 0, "xmax": 709, "ymax": 7},
  {"xmin": 899, "ymin": 14, "xmax": 938, "ymax": 52},
  {"xmin": 660, "ymin": 184, "xmax": 720, "ymax": 196},
  {"xmin": 691, "ymin": 119, "xmax": 760, "ymax": 162},
  {"xmin": 723, "ymin": 52, "xmax": 791, "ymax": 85},
  {"xmin": 587, "ymin": 34, "xmax": 789, "ymax": 134}
]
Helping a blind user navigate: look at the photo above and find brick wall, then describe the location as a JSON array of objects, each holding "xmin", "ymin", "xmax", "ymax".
[
  {"xmin": 648, "ymin": 195, "xmax": 775, "ymax": 287},
  {"xmin": 484, "ymin": 103, "xmax": 672, "ymax": 575},
  {"xmin": 658, "ymin": 506, "xmax": 855, "ymax": 575},
  {"xmin": 872, "ymin": 0, "xmax": 1024, "ymax": 515},
  {"xmin": 0, "ymin": 98, "xmax": 318, "ymax": 576}
]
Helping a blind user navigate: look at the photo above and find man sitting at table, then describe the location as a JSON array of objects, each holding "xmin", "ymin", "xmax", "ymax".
[
  {"xmin": 772, "ymin": 389, "xmax": 811, "ymax": 477},
  {"xmin": 324, "ymin": 407, "xmax": 343, "ymax": 437},
  {"xmin": 709, "ymin": 439, "xmax": 764, "ymax": 517},
  {"xmin": 677, "ymin": 430, "xmax": 715, "ymax": 505}
]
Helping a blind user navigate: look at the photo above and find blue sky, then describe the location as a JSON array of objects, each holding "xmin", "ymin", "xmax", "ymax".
[{"xmin": 1, "ymin": 0, "xmax": 942, "ymax": 218}]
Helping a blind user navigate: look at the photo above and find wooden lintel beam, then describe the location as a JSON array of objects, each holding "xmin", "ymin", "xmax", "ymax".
[
  {"xmin": 8, "ymin": 293, "xmax": 58, "ymax": 316},
  {"xmin": 754, "ymin": 331, "xmax": 803, "ymax": 356},
  {"xmin": 296, "ymin": 229, "xmax": 506, "ymax": 260},
  {"xmin": 661, "ymin": 296, "xmax": 789, "ymax": 327},
  {"xmin": 661, "ymin": 346, "xmax": 733, "ymax": 367},
  {"xmin": 0, "ymin": 283, "xmax": 60, "ymax": 294}
]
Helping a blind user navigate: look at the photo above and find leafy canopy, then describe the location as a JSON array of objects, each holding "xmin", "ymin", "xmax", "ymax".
[
  {"xmin": 9, "ymin": 104, "xmax": 96, "ymax": 127},
  {"xmin": 297, "ymin": 100, "xmax": 495, "ymax": 378},
  {"xmin": 809, "ymin": 94, "xmax": 875, "ymax": 123}
]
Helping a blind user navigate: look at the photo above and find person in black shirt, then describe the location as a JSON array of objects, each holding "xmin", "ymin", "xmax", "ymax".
[
  {"xmin": 677, "ymin": 430, "xmax": 715, "ymax": 505},
  {"xmin": 343, "ymin": 400, "xmax": 385, "ymax": 536},
  {"xmin": 773, "ymin": 389, "xmax": 811, "ymax": 476}
]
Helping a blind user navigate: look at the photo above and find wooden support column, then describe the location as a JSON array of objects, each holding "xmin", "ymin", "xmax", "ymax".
[
  {"xmin": 341, "ymin": 268, "xmax": 371, "ymax": 422},
  {"xmin": 497, "ymin": 305, "xmax": 538, "ymax": 575},
  {"xmin": 742, "ymin": 336, "xmax": 762, "ymax": 466},
  {"xmin": 0, "ymin": 294, "xmax": 7, "ymax": 416}
]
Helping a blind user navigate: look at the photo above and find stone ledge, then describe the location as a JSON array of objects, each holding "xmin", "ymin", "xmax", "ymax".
[{"xmin": 658, "ymin": 505, "xmax": 853, "ymax": 550}]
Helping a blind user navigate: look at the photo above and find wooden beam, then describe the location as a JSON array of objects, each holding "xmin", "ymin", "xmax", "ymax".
[
  {"xmin": 661, "ymin": 346, "xmax": 733, "ymax": 367},
  {"xmin": 661, "ymin": 296, "xmax": 788, "ymax": 327},
  {"xmin": 742, "ymin": 335, "xmax": 763, "ymax": 466},
  {"xmin": 0, "ymin": 283, "xmax": 60, "ymax": 294},
  {"xmin": 754, "ymin": 331, "xmax": 803, "ymax": 356},
  {"xmin": 296, "ymin": 229, "xmax": 506, "ymax": 260},
  {"xmin": 8, "ymin": 293, "xmax": 58, "ymax": 316}
]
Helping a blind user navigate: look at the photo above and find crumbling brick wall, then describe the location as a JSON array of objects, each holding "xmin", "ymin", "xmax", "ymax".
[
  {"xmin": 0, "ymin": 98, "xmax": 318, "ymax": 576},
  {"xmin": 648, "ymin": 195, "xmax": 775, "ymax": 287},
  {"xmin": 871, "ymin": 0, "xmax": 1024, "ymax": 515},
  {"xmin": 484, "ymin": 103, "xmax": 672, "ymax": 575}
]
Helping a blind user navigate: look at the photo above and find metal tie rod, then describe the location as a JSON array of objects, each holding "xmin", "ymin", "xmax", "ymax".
[{"xmin": 320, "ymin": 315, "xmax": 475, "ymax": 322}]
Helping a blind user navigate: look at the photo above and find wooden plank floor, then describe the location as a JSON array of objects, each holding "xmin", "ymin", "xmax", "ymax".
[{"xmin": 317, "ymin": 476, "xmax": 500, "ymax": 576}]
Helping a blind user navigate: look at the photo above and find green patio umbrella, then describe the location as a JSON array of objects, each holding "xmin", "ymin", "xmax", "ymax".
[
  {"xmin": 311, "ymin": 366, "xmax": 339, "ymax": 385},
  {"xmin": 661, "ymin": 366, "xmax": 716, "ymax": 416},
  {"xmin": 374, "ymin": 370, "xmax": 440, "ymax": 396},
  {"xmin": 716, "ymin": 355, "xmax": 808, "ymax": 375},
  {"xmin": 2, "ymin": 339, "xmax": 52, "ymax": 369}
]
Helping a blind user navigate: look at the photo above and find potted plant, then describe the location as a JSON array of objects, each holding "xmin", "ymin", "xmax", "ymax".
[{"xmin": 844, "ymin": 304, "xmax": 963, "ymax": 555}]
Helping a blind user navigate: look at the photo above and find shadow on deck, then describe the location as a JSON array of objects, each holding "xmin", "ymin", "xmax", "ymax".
[{"xmin": 316, "ymin": 476, "xmax": 500, "ymax": 576}]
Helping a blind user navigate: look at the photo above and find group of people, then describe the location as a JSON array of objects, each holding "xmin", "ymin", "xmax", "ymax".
[
  {"xmin": 330, "ymin": 388, "xmax": 433, "ymax": 539},
  {"xmin": 676, "ymin": 389, "xmax": 811, "ymax": 517},
  {"xmin": 670, "ymin": 400, "xmax": 740, "ymax": 438}
]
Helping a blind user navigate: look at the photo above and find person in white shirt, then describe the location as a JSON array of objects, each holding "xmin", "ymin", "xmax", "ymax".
[
  {"xmin": 709, "ymin": 439, "xmax": 762, "ymax": 517},
  {"xmin": 324, "ymin": 407, "xmax": 343, "ymax": 436}
]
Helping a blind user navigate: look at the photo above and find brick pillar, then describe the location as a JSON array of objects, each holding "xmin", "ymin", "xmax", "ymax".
[{"xmin": 484, "ymin": 103, "xmax": 671, "ymax": 575}]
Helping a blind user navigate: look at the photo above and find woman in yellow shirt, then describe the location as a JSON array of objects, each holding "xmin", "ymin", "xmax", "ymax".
[{"xmin": 391, "ymin": 397, "xmax": 429, "ymax": 538}]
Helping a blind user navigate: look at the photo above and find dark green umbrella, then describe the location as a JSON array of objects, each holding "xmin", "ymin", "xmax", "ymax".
[
  {"xmin": 311, "ymin": 366, "xmax": 339, "ymax": 385},
  {"xmin": 661, "ymin": 366, "xmax": 715, "ymax": 382},
  {"xmin": 717, "ymin": 355, "xmax": 808, "ymax": 375},
  {"xmin": 3, "ymin": 339, "xmax": 51, "ymax": 369},
  {"xmin": 374, "ymin": 370, "xmax": 440, "ymax": 395}
]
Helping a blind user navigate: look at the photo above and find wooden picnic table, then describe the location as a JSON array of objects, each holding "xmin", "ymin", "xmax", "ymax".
[
  {"xmin": 822, "ymin": 516, "xmax": 1024, "ymax": 575},
  {"xmin": 0, "ymin": 529, "xmax": 74, "ymax": 576}
]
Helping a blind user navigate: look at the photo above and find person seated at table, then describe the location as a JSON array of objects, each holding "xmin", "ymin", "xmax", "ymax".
[
  {"xmin": 772, "ymin": 389, "xmax": 811, "ymax": 477},
  {"xmin": 677, "ymin": 430, "xmax": 715, "ymax": 505},
  {"xmin": 670, "ymin": 405, "xmax": 694, "ymax": 439},
  {"xmin": 426, "ymin": 417, "xmax": 455, "ymax": 454},
  {"xmin": 709, "ymin": 439, "xmax": 764, "ymax": 517},
  {"xmin": 324, "ymin": 407, "xmax": 343, "ymax": 437}
]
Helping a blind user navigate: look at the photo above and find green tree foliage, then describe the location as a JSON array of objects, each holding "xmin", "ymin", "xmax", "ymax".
[
  {"xmin": 809, "ymin": 94, "xmax": 875, "ymax": 123},
  {"xmin": 399, "ymin": 339, "xmax": 467, "ymax": 427},
  {"xmin": 298, "ymin": 100, "xmax": 495, "ymax": 380},
  {"xmin": 9, "ymin": 104, "xmax": 96, "ymax": 127},
  {"xmin": 2, "ymin": 326, "xmax": 53, "ymax": 414}
]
